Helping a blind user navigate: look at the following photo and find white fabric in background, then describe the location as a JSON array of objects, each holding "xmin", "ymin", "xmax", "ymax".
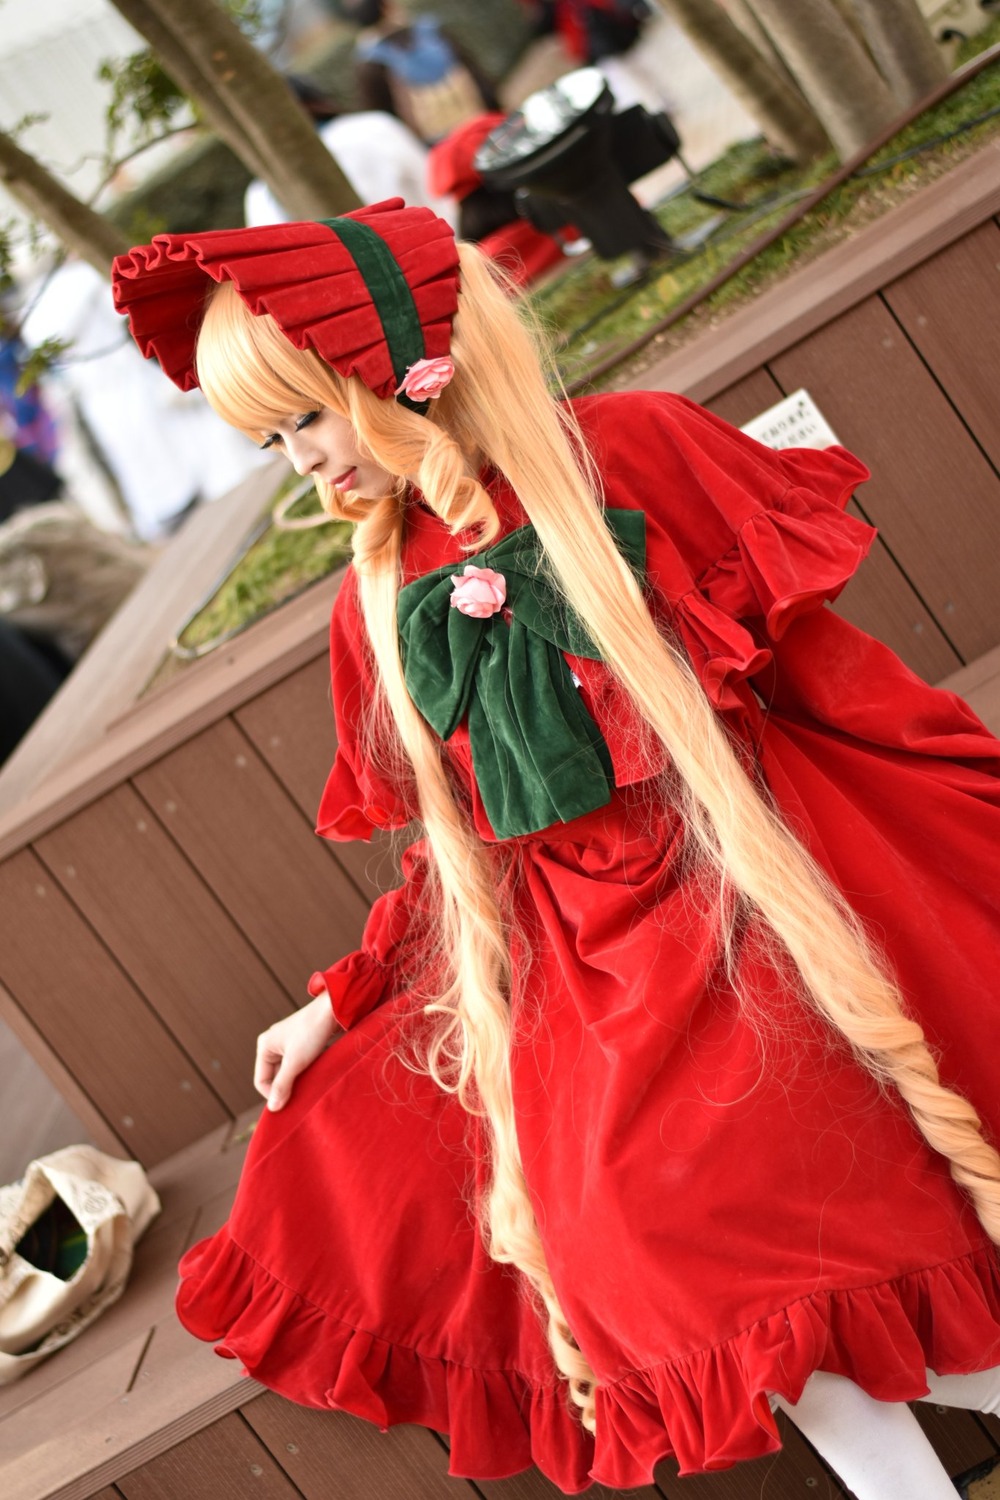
[
  {"xmin": 22, "ymin": 261, "xmax": 267, "ymax": 540},
  {"xmin": 244, "ymin": 111, "xmax": 457, "ymax": 228}
]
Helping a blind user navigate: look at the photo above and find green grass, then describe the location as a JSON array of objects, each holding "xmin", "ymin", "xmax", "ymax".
[
  {"xmin": 172, "ymin": 477, "xmax": 353, "ymax": 658},
  {"xmin": 533, "ymin": 36, "xmax": 1000, "ymax": 389}
]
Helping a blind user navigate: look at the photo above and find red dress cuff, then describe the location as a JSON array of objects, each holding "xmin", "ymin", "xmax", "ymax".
[
  {"xmin": 307, "ymin": 952, "xmax": 390, "ymax": 1030},
  {"xmin": 673, "ymin": 588, "xmax": 772, "ymax": 712}
]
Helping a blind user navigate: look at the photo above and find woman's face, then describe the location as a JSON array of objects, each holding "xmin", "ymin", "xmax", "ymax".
[{"xmin": 260, "ymin": 407, "xmax": 395, "ymax": 499}]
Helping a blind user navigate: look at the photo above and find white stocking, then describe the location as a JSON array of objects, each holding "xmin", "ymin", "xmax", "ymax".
[
  {"xmin": 920, "ymin": 1365, "xmax": 1000, "ymax": 1418},
  {"xmin": 772, "ymin": 1366, "xmax": 1000, "ymax": 1499}
]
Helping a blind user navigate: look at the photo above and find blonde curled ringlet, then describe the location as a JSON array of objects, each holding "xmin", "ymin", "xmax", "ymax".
[{"xmin": 195, "ymin": 245, "xmax": 1000, "ymax": 1435}]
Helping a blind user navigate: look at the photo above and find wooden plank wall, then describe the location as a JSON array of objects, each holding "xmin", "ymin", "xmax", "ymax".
[
  {"xmin": 84, "ymin": 1403, "xmax": 852, "ymax": 1500},
  {"xmin": 703, "ymin": 217, "xmax": 1000, "ymax": 684},
  {"xmin": 0, "ymin": 653, "xmax": 380, "ymax": 1169}
]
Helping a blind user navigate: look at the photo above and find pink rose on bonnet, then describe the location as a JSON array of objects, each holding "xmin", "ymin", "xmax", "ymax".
[
  {"xmin": 396, "ymin": 357, "xmax": 455, "ymax": 402},
  {"xmin": 449, "ymin": 565, "xmax": 506, "ymax": 618}
]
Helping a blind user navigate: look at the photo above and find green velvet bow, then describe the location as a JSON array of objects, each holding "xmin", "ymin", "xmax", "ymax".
[{"xmin": 397, "ymin": 510, "xmax": 646, "ymax": 839}]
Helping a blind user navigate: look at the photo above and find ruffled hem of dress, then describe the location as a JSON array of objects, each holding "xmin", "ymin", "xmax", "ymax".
[
  {"xmin": 178, "ymin": 1229, "xmax": 1000, "ymax": 1492},
  {"xmin": 176, "ymin": 1227, "xmax": 595, "ymax": 1492},
  {"xmin": 592, "ymin": 1245, "xmax": 1000, "ymax": 1487}
]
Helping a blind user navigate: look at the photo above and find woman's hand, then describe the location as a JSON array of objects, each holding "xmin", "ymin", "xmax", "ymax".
[{"xmin": 254, "ymin": 992, "xmax": 341, "ymax": 1112}]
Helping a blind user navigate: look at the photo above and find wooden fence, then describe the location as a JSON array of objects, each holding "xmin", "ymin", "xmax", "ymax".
[{"xmin": 0, "ymin": 465, "xmax": 369, "ymax": 1168}]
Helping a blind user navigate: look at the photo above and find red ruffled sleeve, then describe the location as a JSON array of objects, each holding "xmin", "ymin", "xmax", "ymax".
[
  {"xmin": 676, "ymin": 454, "xmax": 877, "ymax": 717},
  {"xmin": 315, "ymin": 566, "xmax": 416, "ymax": 843},
  {"xmin": 309, "ymin": 569, "xmax": 434, "ymax": 1029},
  {"xmin": 573, "ymin": 391, "xmax": 876, "ymax": 739},
  {"xmin": 695, "ymin": 455, "xmax": 876, "ymax": 641},
  {"xmin": 308, "ymin": 840, "xmax": 435, "ymax": 1030},
  {"xmin": 585, "ymin": 391, "xmax": 1000, "ymax": 766}
]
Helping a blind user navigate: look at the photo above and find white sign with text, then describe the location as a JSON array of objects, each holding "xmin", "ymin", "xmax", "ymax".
[{"xmin": 740, "ymin": 389, "xmax": 840, "ymax": 451}]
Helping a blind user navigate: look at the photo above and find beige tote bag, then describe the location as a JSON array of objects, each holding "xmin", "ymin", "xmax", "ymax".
[{"xmin": 0, "ymin": 1145, "xmax": 160, "ymax": 1384}]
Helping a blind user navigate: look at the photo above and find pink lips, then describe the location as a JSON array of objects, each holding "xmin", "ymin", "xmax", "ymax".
[{"xmin": 331, "ymin": 467, "xmax": 357, "ymax": 491}]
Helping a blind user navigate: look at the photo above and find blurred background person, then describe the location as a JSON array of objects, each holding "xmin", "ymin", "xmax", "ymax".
[
  {"xmin": 0, "ymin": 497, "xmax": 149, "ymax": 763},
  {"xmin": 523, "ymin": 0, "xmax": 670, "ymax": 113},
  {"xmin": 341, "ymin": 0, "xmax": 501, "ymax": 144},
  {"xmin": 0, "ymin": 311, "xmax": 62, "ymax": 523}
]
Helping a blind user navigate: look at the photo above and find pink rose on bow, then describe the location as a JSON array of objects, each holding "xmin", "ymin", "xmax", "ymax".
[
  {"xmin": 395, "ymin": 356, "xmax": 455, "ymax": 402},
  {"xmin": 449, "ymin": 565, "xmax": 506, "ymax": 619}
]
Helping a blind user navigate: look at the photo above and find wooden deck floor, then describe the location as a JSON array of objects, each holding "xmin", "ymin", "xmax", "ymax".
[
  {"xmin": 0, "ymin": 1117, "xmax": 258, "ymax": 1500},
  {"xmin": 0, "ymin": 1017, "xmax": 95, "ymax": 1186}
]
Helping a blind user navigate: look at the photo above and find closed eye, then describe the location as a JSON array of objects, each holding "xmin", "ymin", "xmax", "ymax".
[{"xmin": 259, "ymin": 412, "xmax": 319, "ymax": 451}]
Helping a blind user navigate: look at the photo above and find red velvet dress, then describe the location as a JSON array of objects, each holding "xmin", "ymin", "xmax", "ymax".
[{"xmin": 177, "ymin": 393, "xmax": 1000, "ymax": 1491}]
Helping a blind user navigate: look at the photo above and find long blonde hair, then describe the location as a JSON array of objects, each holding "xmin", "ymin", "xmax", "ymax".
[{"xmin": 197, "ymin": 250, "xmax": 1000, "ymax": 1429}]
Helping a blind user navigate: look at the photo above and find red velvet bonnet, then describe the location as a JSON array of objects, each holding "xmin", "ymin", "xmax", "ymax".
[{"xmin": 110, "ymin": 199, "xmax": 461, "ymax": 403}]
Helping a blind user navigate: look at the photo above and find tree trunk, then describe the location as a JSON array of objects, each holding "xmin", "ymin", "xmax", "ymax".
[
  {"xmin": 110, "ymin": 0, "xmax": 265, "ymax": 174},
  {"xmin": 720, "ymin": 0, "xmax": 794, "ymax": 73},
  {"xmin": 748, "ymin": 0, "xmax": 899, "ymax": 158},
  {"xmin": 654, "ymin": 0, "xmax": 830, "ymax": 162},
  {"xmin": 825, "ymin": 0, "xmax": 869, "ymax": 47},
  {"xmin": 848, "ymin": 0, "xmax": 948, "ymax": 108},
  {"xmin": 109, "ymin": 0, "xmax": 361, "ymax": 221},
  {"xmin": 0, "ymin": 132, "xmax": 128, "ymax": 275}
]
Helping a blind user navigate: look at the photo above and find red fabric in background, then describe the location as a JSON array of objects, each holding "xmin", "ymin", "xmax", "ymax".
[
  {"xmin": 428, "ymin": 113, "xmax": 569, "ymax": 288},
  {"xmin": 179, "ymin": 392, "xmax": 1000, "ymax": 1491}
]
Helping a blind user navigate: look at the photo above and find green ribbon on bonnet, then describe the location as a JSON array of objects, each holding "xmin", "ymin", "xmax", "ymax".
[
  {"xmin": 317, "ymin": 215, "xmax": 429, "ymax": 414},
  {"xmin": 397, "ymin": 510, "xmax": 646, "ymax": 839}
]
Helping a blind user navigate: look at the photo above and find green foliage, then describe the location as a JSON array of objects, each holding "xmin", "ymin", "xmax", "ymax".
[
  {"xmin": 103, "ymin": 135, "xmax": 252, "ymax": 239},
  {"xmin": 227, "ymin": 0, "xmax": 269, "ymax": 33},
  {"xmin": 15, "ymin": 337, "xmax": 70, "ymax": 394},
  {"xmin": 96, "ymin": 0, "xmax": 271, "ymax": 169},
  {"xmin": 98, "ymin": 51, "xmax": 187, "ymax": 153},
  {"xmin": 0, "ymin": 219, "xmax": 17, "ymax": 292},
  {"xmin": 9, "ymin": 112, "xmax": 49, "ymax": 140},
  {"xmin": 0, "ymin": 213, "xmax": 55, "ymax": 303}
]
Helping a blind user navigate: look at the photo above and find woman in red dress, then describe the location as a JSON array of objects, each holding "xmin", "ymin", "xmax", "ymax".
[{"xmin": 112, "ymin": 202, "xmax": 1000, "ymax": 1498}]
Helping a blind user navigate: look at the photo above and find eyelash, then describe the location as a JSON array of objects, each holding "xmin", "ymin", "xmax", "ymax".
[{"xmin": 260, "ymin": 411, "xmax": 319, "ymax": 451}]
